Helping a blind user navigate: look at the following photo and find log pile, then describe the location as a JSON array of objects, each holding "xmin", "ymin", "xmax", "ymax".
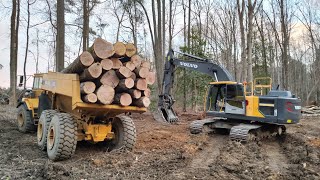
[
  {"xmin": 302, "ymin": 105, "xmax": 320, "ymax": 116},
  {"xmin": 61, "ymin": 38, "xmax": 154, "ymax": 108}
]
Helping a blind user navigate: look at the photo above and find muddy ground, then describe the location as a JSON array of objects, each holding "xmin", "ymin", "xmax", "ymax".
[{"xmin": 0, "ymin": 105, "xmax": 319, "ymax": 180}]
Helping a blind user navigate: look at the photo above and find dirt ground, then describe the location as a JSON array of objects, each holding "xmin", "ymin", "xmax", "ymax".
[{"xmin": 0, "ymin": 105, "xmax": 319, "ymax": 180}]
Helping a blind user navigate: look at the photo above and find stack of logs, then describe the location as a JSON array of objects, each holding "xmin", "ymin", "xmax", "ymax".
[{"xmin": 61, "ymin": 38, "xmax": 155, "ymax": 107}]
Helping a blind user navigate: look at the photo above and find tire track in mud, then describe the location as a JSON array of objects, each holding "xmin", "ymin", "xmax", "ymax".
[
  {"xmin": 190, "ymin": 135, "xmax": 227, "ymax": 169},
  {"xmin": 260, "ymin": 139, "xmax": 289, "ymax": 176}
]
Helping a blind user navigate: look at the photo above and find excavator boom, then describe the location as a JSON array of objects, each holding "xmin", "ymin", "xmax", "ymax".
[{"xmin": 158, "ymin": 50, "xmax": 234, "ymax": 123}]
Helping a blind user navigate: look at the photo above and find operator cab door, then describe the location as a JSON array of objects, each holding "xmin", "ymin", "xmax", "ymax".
[{"xmin": 225, "ymin": 84, "xmax": 246, "ymax": 115}]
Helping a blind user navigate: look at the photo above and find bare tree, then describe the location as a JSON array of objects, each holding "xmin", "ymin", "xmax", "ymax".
[
  {"xmin": 10, "ymin": 0, "xmax": 20, "ymax": 105},
  {"xmin": 56, "ymin": 0, "xmax": 65, "ymax": 71},
  {"xmin": 237, "ymin": 0, "xmax": 246, "ymax": 81}
]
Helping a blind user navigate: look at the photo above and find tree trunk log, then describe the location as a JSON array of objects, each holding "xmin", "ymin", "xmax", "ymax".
[
  {"xmin": 123, "ymin": 61, "xmax": 135, "ymax": 71},
  {"xmin": 146, "ymin": 71, "xmax": 156, "ymax": 85},
  {"xmin": 113, "ymin": 42, "xmax": 126, "ymax": 57},
  {"xmin": 130, "ymin": 54, "xmax": 142, "ymax": 67},
  {"xmin": 116, "ymin": 66, "xmax": 132, "ymax": 79},
  {"xmin": 134, "ymin": 67, "xmax": 149, "ymax": 78},
  {"xmin": 140, "ymin": 60, "xmax": 151, "ymax": 69},
  {"xmin": 82, "ymin": 93, "xmax": 97, "ymax": 103},
  {"xmin": 111, "ymin": 58, "xmax": 123, "ymax": 69},
  {"xmin": 79, "ymin": 62, "xmax": 102, "ymax": 81},
  {"xmin": 100, "ymin": 58, "xmax": 113, "ymax": 71},
  {"xmin": 89, "ymin": 38, "xmax": 114, "ymax": 60},
  {"xmin": 114, "ymin": 93, "xmax": 132, "ymax": 106},
  {"xmin": 128, "ymin": 89, "xmax": 141, "ymax": 99},
  {"xmin": 95, "ymin": 85, "xmax": 115, "ymax": 105},
  {"xmin": 80, "ymin": 81, "xmax": 96, "ymax": 94},
  {"xmin": 142, "ymin": 88, "xmax": 151, "ymax": 97},
  {"xmin": 134, "ymin": 78, "xmax": 147, "ymax": 90},
  {"xmin": 98, "ymin": 70, "xmax": 119, "ymax": 88},
  {"xmin": 125, "ymin": 43, "xmax": 137, "ymax": 57},
  {"xmin": 132, "ymin": 96, "xmax": 150, "ymax": 107},
  {"xmin": 61, "ymin": 51, "xmax": 94, "ymax": 73},
  {"xmin": 115, "ymin": 78, "xmax": 134, "ymax": 92}
]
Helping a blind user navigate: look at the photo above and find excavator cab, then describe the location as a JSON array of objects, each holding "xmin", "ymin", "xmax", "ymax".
[{"xmin": 206, "ymin": 82, "xmax": 246, "ymax": 115}]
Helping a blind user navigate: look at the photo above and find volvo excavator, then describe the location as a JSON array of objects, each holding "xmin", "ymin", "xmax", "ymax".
[{"xmin": 158, "ymin": 50, "xmax": 302, "ymax": 142}]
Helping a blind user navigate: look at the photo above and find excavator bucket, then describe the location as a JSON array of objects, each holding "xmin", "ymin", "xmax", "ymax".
[
  {"xmin": 158, "ymin": 107, "xmax": 178, "ymax": 123},
  {"xmin": 157, "ymin": 95, "xmax": 179, "ymax": 123}
]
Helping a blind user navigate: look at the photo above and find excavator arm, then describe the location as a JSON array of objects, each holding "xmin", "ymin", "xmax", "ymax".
[{"xmin": 158, "ymin": 50, "xmax": 234, "ymax": 123}]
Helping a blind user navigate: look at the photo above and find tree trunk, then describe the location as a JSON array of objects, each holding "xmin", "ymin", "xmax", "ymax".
[
  {"xmin": 80, "ymin": 81, "xmax": 96, "ymax": 94},
  {"xmin": 95, "ymin": 85, "xmax": 115, "ymax": 105},
  {"xmin": 23, "ymin": 0, "xmax": 32, "ymax": 89},
  {"xmin": 83, "ymin": 0, "xmax": 89, "ymax": 51},
  {"xmin": 98, "ymin": 70, "xmax": 119, "ymax": 88},
  {"xmin": 82, "ymin": 93, "xmax": 97, "ymax": 103},
  {"xmin": 10, "ymin": 0, "xmax": 19, "ymax": 105},
  {"xmin": 237, "ymin": 0, "xmax": 247, "ymax": 82},
  {"xmin": 79, "ymin": 62, "xmax": 102, "ymax": 81},
  {"xmin": 280, "ymin": 0, "xmax": 289, "ymax": 89},
  {"xmin": 114, "ymin": 93, "xmax": 132, "ymax": 106},
  {"xmin": 113, "ymin": 42, "xmax": 126, "ymax": 57},
  {"xmin": 56, "ymin": 0, "xmax": 65, "ymax": 72},
  {"xmin": 61, "ymin": 51, "xmax": 94, "ymax": 73},
  {"xmin": 132, "ymin": 96, "xmax": 150, "ymax": 107},
  {"xmin": 125, "ymin": 43, "xmax": 137, "ymax": 57}
]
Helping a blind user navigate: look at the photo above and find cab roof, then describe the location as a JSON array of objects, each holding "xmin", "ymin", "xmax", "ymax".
[{"xmin": 209, "ymin": 81, "xmax": 238, "ymax": 85}]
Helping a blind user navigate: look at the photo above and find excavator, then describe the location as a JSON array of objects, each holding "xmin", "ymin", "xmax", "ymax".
[{"xmin": 158, "ymin": 50, "xmax": 302, "ymax": 142}]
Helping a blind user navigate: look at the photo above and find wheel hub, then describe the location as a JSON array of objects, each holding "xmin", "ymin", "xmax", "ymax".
[
  {"xmin": 48, "ymin": 126, "xmax": 55, "ymax": 150},
  {"xmin": 37, "ymin": 122, "xmax": 43, "ymax": 142}
]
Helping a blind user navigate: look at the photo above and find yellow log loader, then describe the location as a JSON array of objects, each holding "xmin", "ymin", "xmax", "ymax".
[{"xmin": 16, "ymin": 72, "xmax": 146, "ymax": 161}]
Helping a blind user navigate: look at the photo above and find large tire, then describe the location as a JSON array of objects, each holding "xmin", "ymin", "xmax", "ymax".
[
  {"xmin": 37, "ymin": 110, "xmax": 57, "ymax": 151},
  {"xmin": 17, "ymin": 104, "xmax": 36, "ymax": 133},
  {"xmin": 47, "ymin": 113, "xmax": 77, "ymax": 161},
  {"xmin": 111, "ymin": 115, "xmax": 136, "ymax": 150}
]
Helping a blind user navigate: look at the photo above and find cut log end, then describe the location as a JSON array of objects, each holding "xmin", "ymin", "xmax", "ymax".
[
  {"xmin": 92, "ymin": 38, "xmax": 115, "ymax": 59},
  {"xmin": 114, "ymin": 42, "xmax": 126, "ymax": 57},
  {"xmin": 142, "ymin": 88, "xmax": 151, "ymax": 97},
  {"xmin": 79, "ymin": 62, "xmax": 102, "ymax": 81},
  {"xmin": 128, "ymin": 89, "xmax": 141, "ymax": 99},
  {"xmin": 96, "ymin": 85, "xmax": 115, "ymax": 105},
  {"xmin": 141, "ymin": 60, "xmax": 151, "ymax": 69},
  {"xmin": 80, "ymin": 81, "xmax": 96, "ymax": 94},
  {"xmin": 135, "ymin": 78, "xmax": 147, "ymax": 91},
  {"xmin": 134, "ymin": 67, "xmax": 149, "ymax": 78},
  {"xmin": 125, "ymin": 43, "xmax": 137, "ymax": 57},
  {"xmin": 114, "ymin": 93, "xmax": 132, "ymax": 106},
  {"xmin": 133, "ymin": 96, "xmax": 150, "ymax": 107},
  {"xmin": 124, "ymin": 61, "xmax": 136, "ymax": 71},
  {"xmin": 99, "ymin": 70, "xmax": 120, "ymax": 88},
  {"xmin": 101, "ymin": 58, "xmax": 113, "ymax": 71},
  {"xmin": 116, "ymin": 66, "xmax": 132, "ymax": 79},
  {"xmin": 80, "ymin": 51, "xmax": 95, "ymax": 66},
  {"xmin": 130, "ymin": 54, "xmax": 142, "ymax": 67},
  {"xmin": 146, "ymin": 71, "xmax": 156, "ymax": 85},
  {"xmin": 82, "ymin": 93, "xmax": 98, "ymax": 103},
  {"xmin": 111, "ymin": 58, "xmax": 123, "ymax": 69}
]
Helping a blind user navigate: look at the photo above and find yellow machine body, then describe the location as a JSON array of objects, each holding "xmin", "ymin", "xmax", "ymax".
[{"xmin": 21, "ymin": 72, "xmax": 146, "ymax": 143}]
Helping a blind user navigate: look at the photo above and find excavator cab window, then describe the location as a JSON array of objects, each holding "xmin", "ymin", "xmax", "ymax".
[
  {"xmin": 206, "ymin": 84, "xmax": 227, "ymax": 112},
  {"xmin": 225, "ymin": 84, "xmax": 245, "ymax": 115}
]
